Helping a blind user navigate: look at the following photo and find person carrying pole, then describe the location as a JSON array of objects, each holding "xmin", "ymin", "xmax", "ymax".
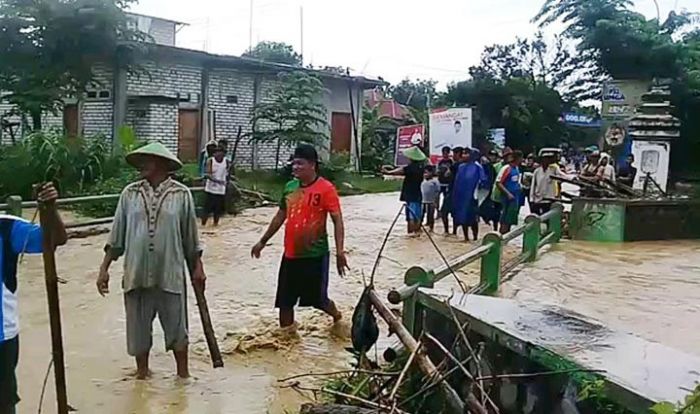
[
  {"xmin": 1, "ymin": 183, "xmax": 66, "ymax": 414},
  {"xmin": 96, "ymin": 143, "xmax": 206, "ymax": 379}
]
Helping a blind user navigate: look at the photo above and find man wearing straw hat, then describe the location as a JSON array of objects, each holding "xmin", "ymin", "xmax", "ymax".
[{"xmin": 96, "ymin": 142, "xmax": 206, "ymax": 379}]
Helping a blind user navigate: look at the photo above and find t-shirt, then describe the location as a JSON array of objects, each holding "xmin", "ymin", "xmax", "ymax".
[
  {"xmin": 0, "ymin": 215, "xmax": 43, "ymax": 342},
  {"xmin": 499, "ymin": 165, "xmax": 522, "ymax": 203},
  {"xmin": 530, "ymin": 165, "xmax": 562, "ymax": 204},
  {"xmin": 437, "ymin": 158, "xmax": 454, "ymax": 185},
  {"xmin": 421, "ymin": 178, "xmax": 441, "ymax": 204},
  {"xmin": 280, "ymin": 177, "xmax": 341, "ymax": 259},
  {"xmin": 400, "ymin": 163, "xmax": 423, "ymax": 203}
]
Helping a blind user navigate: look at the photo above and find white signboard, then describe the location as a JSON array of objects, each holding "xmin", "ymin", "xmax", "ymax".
[
  {"xmin": 488, "ymin": 128, "xmax": 506, "ymax": 149},
  {"xmin": 429, "ymin": 107, "xmax": 472, "ymax": 163},
  {"xmin": 631, "ymin": 140, "xmax": 670, "ymax": 192}
]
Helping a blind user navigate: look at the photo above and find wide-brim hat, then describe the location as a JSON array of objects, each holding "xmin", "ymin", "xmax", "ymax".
[
  {"xmin": 126, "ymin": 142, "xmax": 183, "ymax": 171},
  {"xmin": 538, "ymin": 147, "xmax": 561, "ymax": 158},
  {"xmin": 402, "ymin": 146, "xmax": 427, "ymax": 162}
]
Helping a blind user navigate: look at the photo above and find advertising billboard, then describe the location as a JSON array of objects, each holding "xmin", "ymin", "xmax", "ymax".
[
  {"xmin": 395, "ymin": 124, "xmax": 425, "ymax": 166},
  {"xmin": 428, "ymin": 108, "xmax": 472, "ymax": 163}
]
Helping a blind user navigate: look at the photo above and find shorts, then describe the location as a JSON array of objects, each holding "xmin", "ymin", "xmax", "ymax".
[
  {"xmin": 0, "ymin": 336, "xmax": 19, "ymax": 409},
  {"xmin": 275, "ymin": 255, "xmax": 330, "ymax": 309},
  {"xmin": 441, "ymin": 193, "xmax": 453, "ymax": 216},
  {"xmin": 500, "ymin": 200, "xmax": 520, "ymax": 226},
  {"xmin": 124, "ymin": 288, "xmax": 189, "ymax": 356},
  {"xmin": 405, "ymin": 202, "xmax": 422, "ymax": 222},
  {"xmin": 204, "ymin": 192, "xmax": 225, "ymax": 217}
]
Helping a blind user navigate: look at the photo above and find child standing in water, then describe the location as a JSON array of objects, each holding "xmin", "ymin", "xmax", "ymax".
[{"xmin": 421, "ymin": 165, "xmax": 441, "ymax": 232}]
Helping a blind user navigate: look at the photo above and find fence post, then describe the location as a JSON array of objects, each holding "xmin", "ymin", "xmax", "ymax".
[
  {"xmin": 6, "ymin": 196, "xmax": 22, "ymax": 217},
  {"xmin": 523, "ymin": 214, "xmax": 541, "ymax": 262},
  {"xmin": 402, "ymin": 266, "xmax": 434, "ymax": 335},
  {"xmin": 480, "ymin": 232, "xmax": 502, "ymax": 295},
  {"xmin": 548, "ymin": 203, "xmax": 564, "ymax": 243}
]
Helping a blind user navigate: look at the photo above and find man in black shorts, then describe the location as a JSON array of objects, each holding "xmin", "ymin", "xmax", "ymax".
[{"xmin": 251, "ymin": 145, "xmax": 349, "ymax": 328}]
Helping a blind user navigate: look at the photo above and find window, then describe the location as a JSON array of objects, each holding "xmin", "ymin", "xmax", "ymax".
[
  {"xmin": 226, "ymin": 95, "xmax": 238, "ymax": 104},
  {"xmin": 86, "ymin": 89, "xmax": 111, "ymax": 101}
]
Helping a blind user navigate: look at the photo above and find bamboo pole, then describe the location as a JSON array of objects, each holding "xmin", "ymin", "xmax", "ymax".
[
  {"xmin": 38, "ymin": 201, "xmax": 69, "ymax": 414},
  {"xmin": 367, "ymin": 290, "xmax": 466, "ymax": 413}
]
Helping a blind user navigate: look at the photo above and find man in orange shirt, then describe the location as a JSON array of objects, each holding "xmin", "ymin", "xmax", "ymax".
[{"xmin": 251, "ymin": 145, "xmax": 349, "ymax": 328}]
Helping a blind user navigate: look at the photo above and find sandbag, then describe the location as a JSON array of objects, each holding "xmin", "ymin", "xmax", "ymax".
[{"xmin": 351, "ymin": 286, "xmax": 379, "ymax": 354}]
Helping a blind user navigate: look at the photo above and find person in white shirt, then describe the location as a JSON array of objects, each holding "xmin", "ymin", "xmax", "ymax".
[
  {"xmin": 596, "ymin": 153, "xmax": 616, "ymax": 183},
  {"xmin": 203, "ymin": 145, "xmax": 229, "ymax": 226},
  {"xmin": 530, "ymin": 149, "xmax": 567, "ymax": 215}
]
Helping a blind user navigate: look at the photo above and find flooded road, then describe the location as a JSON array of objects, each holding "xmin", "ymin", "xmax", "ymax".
[
  {"xmin": 500, "ymin": 240, "xmax": 700, "ymax": 357},
  {"xmin": 16, "ymin": 192, "xmax": 487, "ymax": 414},
  {"xmin": 15, "ymin": 191, "xmax": 700, "ymax": 413}
]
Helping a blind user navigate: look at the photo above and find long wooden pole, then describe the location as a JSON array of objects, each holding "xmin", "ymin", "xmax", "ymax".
[
  {"xmin": 38, "ymin": 201, "xmax": 69, "ymax": 414},
  {"xmin": 190, "ymin": 280, "xmax": 224, "ymax": 368},
  {"xmin": 367, "ymin": 290, "xmax": 466, "ymax": 414}
]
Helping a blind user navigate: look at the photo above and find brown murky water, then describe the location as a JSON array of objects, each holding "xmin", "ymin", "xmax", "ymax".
[
  {"xmin": 15, "ymin": 192, "xmax": 488, "ymax": 414},
  {"xmin": 15, "ymin": 192, "xmax": 700, "ymax": 413},
  {"xmin": 500, "ymin": 240, "xmax": 700, "ymax": 357}
]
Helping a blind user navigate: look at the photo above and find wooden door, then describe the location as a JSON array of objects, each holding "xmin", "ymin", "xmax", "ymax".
[
  {"xmin": 331, "ymin": 112, "xmax": 352, "ymax": 154},
  {"xmin": 178, "ymin": 109, "xmax": 200, "ymax": 162},
  {"xmin": 63, "ymin": 104, "xmax": 79, "ymax": 138}
]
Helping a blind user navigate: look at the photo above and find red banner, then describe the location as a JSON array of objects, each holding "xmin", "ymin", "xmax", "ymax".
[{"xmin": 395, "ymin": 124, "xmax": 425, "ymax": 166}]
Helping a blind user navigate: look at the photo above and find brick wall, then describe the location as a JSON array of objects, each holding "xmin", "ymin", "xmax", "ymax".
[
  {"xmin": 125, "ymin": 103, "xmax": 178, "ymax": 152},
  {"xmin": 128, "ymin": 62, "xmax": 201, "ymax": 102},
  {"xmin": 0, "ymin": 104, "xmax": 66, "ymax": 144},
  {"xmin": 82, "ymin": 64, "xmax": 114, "ymax": 137},
  {"xmin": 208, "ymin": 69, "xmax": 256, "ymax": 168}
]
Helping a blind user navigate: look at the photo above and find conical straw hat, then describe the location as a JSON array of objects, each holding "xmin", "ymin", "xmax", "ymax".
[{"xmin": 125, "ymin": 142, "xmax": 183, "ymax": 171}]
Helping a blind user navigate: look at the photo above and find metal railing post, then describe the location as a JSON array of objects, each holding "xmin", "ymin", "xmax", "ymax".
[
  {"xmin": 401, "ymin": 266, "xmax": 434, "ymax": 336},
  {"xmin": 523, "ymin": 215, "xmax": 541, "ymax": 262},
  {"xmin": 480, "ymin": 232, "xmax": 503, "ymax": 295},
  {"xmin": 548, "ymin": 203, "xmax": 564, "ymax": 243},
  {"xmin": 6, "ymin": 196, "xmax": 22, "ymax": 217}
]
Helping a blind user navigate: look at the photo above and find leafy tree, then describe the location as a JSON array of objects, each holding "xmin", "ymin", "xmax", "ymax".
[
  {"xmin": 360, "ymin": 104, "xmax": 399, "ymax": 170},
  {"xmin": 249, "ymin": 71, "xmax": 328, "ymax": 170},
  {"xmin": 469, "ymin": 32, "xmax": 594, "ymax": 102},
  {"xmin": 242, "ymin": 41, "xmax": 303, "ymax": 66},
  {"xmin": 388, "ymin": 79, "xmax": 439, "ymax": 110},
  {"xmin": 0, "ymin": 0, "xmax": 145, "ymax": 130},
  {"xmin": 534, "ymin": 0, "xmax": 700, "ymax": 173},
  {"xmin": 443, "ymin": 76, "xmax": 568, "ymax": 152}
]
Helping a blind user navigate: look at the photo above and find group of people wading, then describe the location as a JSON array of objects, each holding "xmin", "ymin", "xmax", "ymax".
[
  {"xmin": 384, "ymin": 144, "xmax": 567, "ymax": 241},
  {"xmin": 1, "ymin": 143, "xmax": 348, "ymax": 413}
]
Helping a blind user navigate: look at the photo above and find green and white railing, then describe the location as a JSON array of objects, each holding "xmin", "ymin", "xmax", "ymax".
[{"xmin": 387, "ymin": 203, "xmax": 564, "ymax": 334}]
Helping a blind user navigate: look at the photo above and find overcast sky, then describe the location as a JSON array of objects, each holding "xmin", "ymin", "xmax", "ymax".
[{"xmin": 130, "ymin": 0, "xmax": 699, "ymax": 89}]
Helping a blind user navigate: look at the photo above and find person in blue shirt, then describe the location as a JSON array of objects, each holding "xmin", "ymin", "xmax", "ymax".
[
  {"xmin": 1, "ymin": 183, "xmax": 66, "ymax": 414},
  {"xmin": 496, "ymin": 150, "xmax": 524, "ymax": 234}
]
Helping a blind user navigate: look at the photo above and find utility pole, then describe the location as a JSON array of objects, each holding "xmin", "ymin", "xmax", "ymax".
[
  {"xmin": 248, "ymin": 0, "xmax": 254, "ymax": 51},
  {"xmin": 300, "ymin": 6, "xmax": 304, "ymax": 65}
]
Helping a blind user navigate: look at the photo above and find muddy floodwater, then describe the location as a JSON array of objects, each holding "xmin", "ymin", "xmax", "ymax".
[
  {"xmin": 14, "ymin": 192, "xmax": 700, "ymax": 413},
  {"xmin": 500, "ymin": 240, "xmax": 700, "ymax": 357}
]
